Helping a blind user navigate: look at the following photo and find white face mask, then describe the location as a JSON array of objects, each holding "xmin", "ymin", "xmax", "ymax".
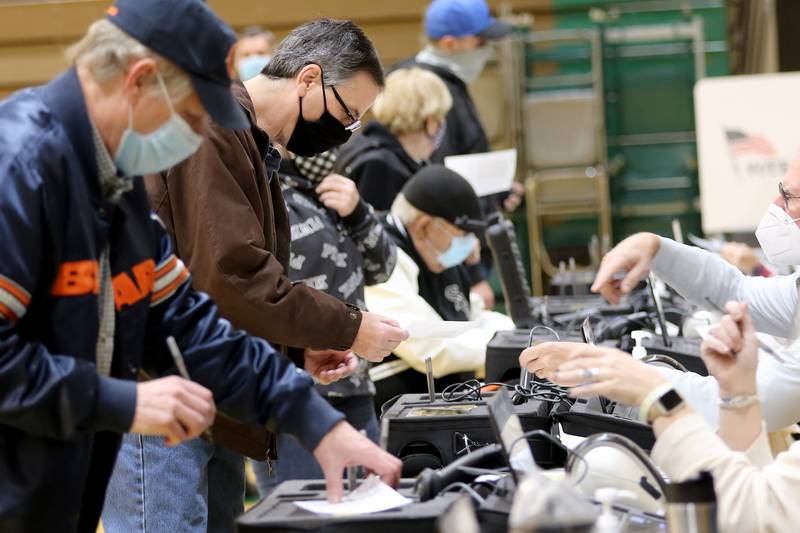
[
  {"xmin": 416, "ymin": 44, "xmax": 494, "ymax": 85},
  {"xmin": 114, "ymin": 72, "xmax": 203, "ymax": 176},
  {"xmin": 755, "ymin": 202, "xmax": 800, "ymax": 265}
]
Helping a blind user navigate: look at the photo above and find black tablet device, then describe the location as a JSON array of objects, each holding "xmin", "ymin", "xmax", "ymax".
[{"xmin": 486, "ymin": 389, "xmax": 538, "ymax": 482}]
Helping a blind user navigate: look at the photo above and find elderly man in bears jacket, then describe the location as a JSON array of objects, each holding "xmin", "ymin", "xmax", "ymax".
[{"xmin": 0, "ymin": 2, "xmax": 400, "ymax": 532}]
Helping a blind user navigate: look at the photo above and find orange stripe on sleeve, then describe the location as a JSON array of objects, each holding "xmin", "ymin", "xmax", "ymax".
[
  {"xmin": 0, "ymin": 302, "xmax": 20, "ymax": 323},
  {"xmin": 151, "ymin": 268, "xmax": 189, "ymax": 303},
  {"xmin": 155, "ymin": 256, "xmax": 178, "ymax": 279},
  {"xmin": 0, "ymin": 276, "xmax": 30, "ymax": 306}
]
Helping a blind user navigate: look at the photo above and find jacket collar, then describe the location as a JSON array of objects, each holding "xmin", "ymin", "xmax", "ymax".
[
  {"xmin": 39, "ymin": 68, "xmax": 102, "ymax": 200},
  {"xmin": 233, "ymin": 80, "xmax": 281, "ymax": 176}
]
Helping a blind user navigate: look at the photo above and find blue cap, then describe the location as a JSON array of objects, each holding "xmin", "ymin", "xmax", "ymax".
[
  {"xmin": 425, "ymin": 0, "xmax": 512, "ymax": 40},
  {"xmin": 106, "ymin": 0, "xmax": 248, "ymax": 130}
]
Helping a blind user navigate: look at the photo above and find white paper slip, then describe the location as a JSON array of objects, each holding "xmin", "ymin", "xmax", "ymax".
[
  {"xmin": 293, "ymin": 476, "xmax": 411, "ymax": 516},
  {"xmin": 444, "ymin": 149, "xmax": 517, "ymax": 197},
  {"xmin": 404, "ymin": 320, "xmax": 476, "ymax": 339}
]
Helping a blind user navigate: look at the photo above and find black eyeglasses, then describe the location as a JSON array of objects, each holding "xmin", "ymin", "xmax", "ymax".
[
  {"xmin": 779, "ymin": 182, "xmax": 800, "ymax": 210},
  {"xmin": 330, "ymin": 85, "xmax": 361, "ymax": 132}
]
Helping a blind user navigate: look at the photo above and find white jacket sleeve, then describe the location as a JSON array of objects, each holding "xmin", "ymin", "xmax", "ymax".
[
  {"xmin": 364, "ymin": 249, "xmax": 514, "ymax": 378},
  {"xmin": 658, "ymin": 343, "xmax": 800, "ymax": 431},
  {"xmin": 651, "ymin": 237, "xmax": 799, "ymax": 336},
  {"xmin": 653, "ymin": 412, "xmax": 800, "ymax": 533}
]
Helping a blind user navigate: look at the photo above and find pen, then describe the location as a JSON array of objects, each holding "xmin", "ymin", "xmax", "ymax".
[
  {"xmin": 166, "ymin": 336, "xmax": 214, "ymax": 441},
  {"xmin": 702, "ymin": 297, "xmax": 778, "ymax": 357}
]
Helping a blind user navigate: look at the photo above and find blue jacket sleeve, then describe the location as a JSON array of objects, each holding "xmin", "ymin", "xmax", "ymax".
[
  {"xmin": 0, "ymin": 157, "xmax": 136, "ymax": 438},
  {"xmin": 143, "ymin": 218, "xmax": 344, "ymax": 451}
]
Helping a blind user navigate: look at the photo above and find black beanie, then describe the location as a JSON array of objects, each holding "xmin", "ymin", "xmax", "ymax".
[{"xmin": 401, "ymin": 164, "xmax": 485, "ymax": 233}]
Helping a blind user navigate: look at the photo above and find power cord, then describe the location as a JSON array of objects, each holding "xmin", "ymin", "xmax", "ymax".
[
  {"xmin": 442, "ymin": 325, "xmax": 570, "ymax": 404},
  {"xmin": 440, "ymin": 379, "xmax": 570, "ymax": 404}
]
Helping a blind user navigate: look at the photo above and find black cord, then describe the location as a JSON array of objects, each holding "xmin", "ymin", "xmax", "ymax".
[
  {"xmin": 440, "ymin": 379, "xmax": 569, "ymax": 404},
  {"xmin": 442, "ymin": 325, "xmax": 570, "ymax": 404},
  {"xmin": 507, "ymin": 429, "xmax": 589, "ymax": 485}
]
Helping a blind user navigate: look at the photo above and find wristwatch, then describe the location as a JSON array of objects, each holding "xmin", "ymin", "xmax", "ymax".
[{"xmin": 639, "ymin": 384, "xmax": 685, "ymax": 424}]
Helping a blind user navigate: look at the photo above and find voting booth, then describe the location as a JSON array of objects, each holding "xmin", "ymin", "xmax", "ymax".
[{"xmin": 696, "ymin": 73, "xmax": 800, "ymax": 234}]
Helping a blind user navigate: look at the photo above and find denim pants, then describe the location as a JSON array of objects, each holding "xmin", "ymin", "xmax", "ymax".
[
  {"xmin": 102, "ymin": 433, "xmax": 244, "ymax": 533},
  {"xmin": 252, "ymin": 395, "xmax": 379, "ymax": 497}
]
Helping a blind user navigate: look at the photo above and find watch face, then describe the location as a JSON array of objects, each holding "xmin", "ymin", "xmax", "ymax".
[{"xmin": 660, "ymin": 389, "xmax": 683, "ymax": 411}]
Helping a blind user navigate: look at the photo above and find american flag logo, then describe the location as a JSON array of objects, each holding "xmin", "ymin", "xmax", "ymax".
[{"xmin": 725, "ymin": 129, "xmax": 776, "ymax": 157}]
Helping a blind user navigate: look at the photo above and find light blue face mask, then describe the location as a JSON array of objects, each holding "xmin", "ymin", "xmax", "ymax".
[
  {"xmin": 237, "ymin": 54, "xmax": 271, "ymax": 81},
  {"xmin": 433, "ymin": 226, "xmax": 478, "ymax": 269},
  {"xmin": 114, "ymin": 73, "xmax": 203, "ymax": 176}
]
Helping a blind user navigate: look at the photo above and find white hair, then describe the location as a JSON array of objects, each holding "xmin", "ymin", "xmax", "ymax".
[
  {"xmin": 65, "ymin": 19, "xmax": 192, "ymax": 100},
  {"xmin": 391, "ymin": 193, "xmax": 425, "ymax": 225}
]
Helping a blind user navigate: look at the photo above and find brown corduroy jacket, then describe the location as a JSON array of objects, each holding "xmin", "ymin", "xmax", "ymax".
[
  {"xmin": 146, "ymin": 83, "xmax": 362, "ymax": 355},
  {"xmin": 143, "ymin": 83, "xmax": 362, "ymax": 458}
]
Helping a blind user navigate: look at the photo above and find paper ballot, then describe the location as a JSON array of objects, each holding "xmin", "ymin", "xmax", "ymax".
[
  {"xmin": 444, "ymin": 149, "xmax": 517, "ymax": 197},
  {"xmin": 293, "ymin": 476, "xmax": 411, "ymax": 516},
  {"xmin": 404, "ymin": 320, "xmax": 476, "ymax": 339}
]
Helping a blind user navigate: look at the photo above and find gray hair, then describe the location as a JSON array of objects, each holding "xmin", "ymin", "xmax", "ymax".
[
  {"xmin": 239, "ymin": 25, "xmax": 276, "ymax": 45},
  {"xmin": 65, "ymin": 19, "xmax": 192, "ymax": 100},
  {"xmin": 263, "ymin": 18, "xmax": 384, "ymax": 88}
]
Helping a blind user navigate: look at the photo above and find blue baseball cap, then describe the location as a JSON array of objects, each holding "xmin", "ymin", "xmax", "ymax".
[
  {"xmin": 106, "ymin": 0, "xmax": 248, "ymax": 130},
  {"xmin": 425, "ymin": 0, "xmax": 513, "ymax": 40}
]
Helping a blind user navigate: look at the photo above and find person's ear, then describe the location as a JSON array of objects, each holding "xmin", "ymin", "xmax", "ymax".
[
  {"xmin": 409, "ymin": 213, "xmax": 433, "ymax": 236},
  {"xmin": 424, "ymin": 116, "xmax": 439, "ymax": 138},
  {"xmin": 122, "ymin": 57, "xmax": 158, "ymax": 104},
  {"xmin": 436, "ymin": 35, "xmax": 458, "ymax": 53},
  {"xmin": 296, "ymin": 64, "xmax": 322, "ymax": 98}
]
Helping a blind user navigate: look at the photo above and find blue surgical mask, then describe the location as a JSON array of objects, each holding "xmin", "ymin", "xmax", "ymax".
[
  {"xmin": 114, "ymin": 73, "xmax": 203, "ymax": 176},
  {"xmin": 432, "ymin": 227, "xmax": 478, "ymax": 269},
  {"xmin": 237, "ymin": 54, "xmax": 271, "ymax": 80}
]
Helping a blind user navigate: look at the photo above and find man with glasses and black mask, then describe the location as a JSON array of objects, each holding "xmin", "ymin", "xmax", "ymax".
[
  {"xmin": 103, "ymin": 18, "xmax": 407, "ymax": 533},
  {"xmin": 522, "ymin": 154, "xmax": 800, "ymax": 441}
]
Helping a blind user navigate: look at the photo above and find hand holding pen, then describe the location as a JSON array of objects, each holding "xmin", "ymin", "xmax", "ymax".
[
  {"xmin": 128, "ymin": 338, "xmax": 216, "ymax": 446},
  {"xmin": 164, "ymin": 336, "xmax": 215, "ymax": 442}
]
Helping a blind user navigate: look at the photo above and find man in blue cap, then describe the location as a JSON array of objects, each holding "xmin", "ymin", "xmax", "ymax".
[
  {"xmin": 393, "ymin": 0, "xmax": 517, "ymax": 312},
  {"xmin": 402, "ymin": 0, "xmax": 512, "ymax": 162},
  {"xmin": 0, "ymin": 1, "xmax": 400, "ymax": 532}
]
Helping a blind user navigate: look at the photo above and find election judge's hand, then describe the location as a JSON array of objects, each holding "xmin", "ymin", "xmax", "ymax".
[
  {"xmin": 314, "ymin": 421, "xmax": 402, "ymax": 503},
  {"xmin": 519, "ymin": 341, "xmax": 586, "ymax": 380},
  {"xmin": 304, "ymin": 348, "xmax": 359, "ymax": 385},
  {"xmin": 591, "ymin": 232, "xmax": 661, "ymax": 304},
  {"xmin": 701, "ymin": 301, "xmax": 758, "ymax": 397},
  {"xmin": 550, "ymin": 345, "xmax": 668, "ymax": 407}
]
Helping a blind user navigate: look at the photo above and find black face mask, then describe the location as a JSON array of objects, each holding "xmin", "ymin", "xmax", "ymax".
[{"xmin": 286, "ymin": 71, "xmax": 352, "ymax": 157}]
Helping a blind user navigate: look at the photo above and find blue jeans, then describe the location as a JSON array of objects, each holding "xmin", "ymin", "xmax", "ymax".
[
  {"xmin": 102, "ymin": 434, "xmax": 244, "ymax": 533},
  {"xmin": 252, "ymin": 395, "xmax": 379, "ymax": 498}
]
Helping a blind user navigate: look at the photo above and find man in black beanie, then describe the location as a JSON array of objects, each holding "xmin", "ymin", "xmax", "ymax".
[{"xmin": 365, "ymin": 164, "xmax": 514, "ymax": 406}]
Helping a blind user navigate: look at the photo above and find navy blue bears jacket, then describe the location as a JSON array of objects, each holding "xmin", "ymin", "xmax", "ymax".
[{"xmin": 0, "ymin": 68, "xmax": 344, "ymax": 533}]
